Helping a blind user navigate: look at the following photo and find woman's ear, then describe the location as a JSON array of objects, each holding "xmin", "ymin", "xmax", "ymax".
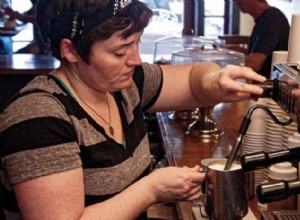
[{"xmin": 60, "ymin": 39, "xmax": 78, "ymax": 62}]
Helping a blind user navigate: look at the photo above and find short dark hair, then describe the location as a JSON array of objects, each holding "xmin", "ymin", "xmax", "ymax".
[{"xmin": 36, "ymin": 0, "xmax": 153, "ymax": 63}]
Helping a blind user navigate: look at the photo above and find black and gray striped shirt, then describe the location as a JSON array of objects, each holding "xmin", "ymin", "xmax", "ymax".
[{"xmin": 0, "ymin": 62, "xmax": 163, "ymax": 219}]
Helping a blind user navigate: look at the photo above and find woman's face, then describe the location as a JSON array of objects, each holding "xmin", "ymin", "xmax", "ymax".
[{"xmin": 77, "ymin": 30, "xmax": 143, "ymax": 92}]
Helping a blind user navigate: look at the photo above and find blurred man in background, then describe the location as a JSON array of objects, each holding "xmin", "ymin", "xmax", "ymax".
[
  {"xmin": 0, "ymin": 0, "xmax": 12, "ymax": 54},
  {"xmin": 235, "ymin": 0, "xmax": 290, "ymax": 78},
  {"xmin": 5, "ymin": 0, "xmax": 48, "ymax": 54}
]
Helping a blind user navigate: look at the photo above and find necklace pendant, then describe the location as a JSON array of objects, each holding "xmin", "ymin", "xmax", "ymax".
[{"xmin": 109, "ymin": 126, "xmax": 114, "ymax": 136}]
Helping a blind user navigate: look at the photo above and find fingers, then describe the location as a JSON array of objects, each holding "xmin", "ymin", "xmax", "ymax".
[
  {"xmin": 151, "ymin": 166, "xmax": 206, "ymax": 203},
  {"xmin": 175, "ymin": 184, "xmax": 202, "ymax": 201},
  {"xmin": 181, "ymin": 165, "xmax": 205, "ymax": 184},
  {"xmin": 224, "ymin": 65, "xmax": 266, "ymax": 82},
  {"xmin": 216, "ymin": 65, "xmax": 267, "ymax": 99},
  {"xmin": 230, "ymin": 82, "xmax": 265, "ymax": 95},
  {"xmin": 185, "ymin": 185, "xmax": 202, "ymax": 201},
  {"xmin": 183, "ymin": 165, "xmax": 201, "ymax": 171},
  {"xmin": 192, "ymin": 165, "xmax": 201, "ymax": 171}
]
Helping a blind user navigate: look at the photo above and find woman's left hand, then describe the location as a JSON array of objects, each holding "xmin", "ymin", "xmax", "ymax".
[{"xmin": 192, "ymin": 64, "xmax": 266, "ymax": 106}]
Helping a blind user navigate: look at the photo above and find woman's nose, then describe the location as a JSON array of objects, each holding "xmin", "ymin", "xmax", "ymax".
[{"xmin": 127, "ymin": 46, "xmax": 142, "ymax": 66}]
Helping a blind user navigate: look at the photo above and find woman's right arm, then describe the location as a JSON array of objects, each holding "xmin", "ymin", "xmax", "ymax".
[{"xmin": 14, "ymin": 166, "xmax": 204, "ymax": 220}]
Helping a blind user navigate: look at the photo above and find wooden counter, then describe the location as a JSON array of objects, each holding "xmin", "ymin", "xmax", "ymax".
[
  {"xmin": 0, "ymin": 54, "xmax": 60, "ymax": 75},
  {"xmin": 156, "ymin": 101, "xmax": 260, "ymax": 220}
]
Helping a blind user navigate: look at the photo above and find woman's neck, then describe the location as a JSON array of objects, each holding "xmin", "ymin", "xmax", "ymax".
[{"xmin": 53, "ymin": 66, "xmax": 107, "ymax": 104}]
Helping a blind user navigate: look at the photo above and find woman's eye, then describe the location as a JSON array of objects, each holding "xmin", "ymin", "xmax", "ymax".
[
  {"xmin": 114, "ymin": 49, "xmax": 127, "ymax": 57},
  {"xmin": 115, "ymin": 53, "xmax": 125, "ymax": 57}
]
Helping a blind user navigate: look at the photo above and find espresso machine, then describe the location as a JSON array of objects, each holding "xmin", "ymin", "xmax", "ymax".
[
  {"xmin": 222, "ymin": 63, "xmax": 300, "ymax": 219},
  {"xmin": 239, "ymin": 63, "xmax": 300, "ymax": 170}
]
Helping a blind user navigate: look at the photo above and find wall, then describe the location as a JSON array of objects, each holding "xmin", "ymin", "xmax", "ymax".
[{"xmin": 239, "ymin": 13, "xmax": 254, "ymax": 36}]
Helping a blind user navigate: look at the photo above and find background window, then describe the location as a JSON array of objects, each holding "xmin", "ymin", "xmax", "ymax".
[
  {"xmin": 11, "ymin": 0, "xmax": 34, "ymax": 52},
  {"xmin": 140, "ymin": 0, "xmax": 184, "ymax": 61},
  {"xmin": 140, "ymin": 0, "xmax": 236, "ymax": 61}
]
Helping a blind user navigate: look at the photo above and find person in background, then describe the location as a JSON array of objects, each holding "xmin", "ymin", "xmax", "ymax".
[
  {"xmin": 0, "ymin": 0, "xmax": 266, "ymax": 219},
  {"xmin": 0, "ymin": 30, "xmax": 12, "ymax": 54},
  {"xmin": 0, "ymin": 0, "xmax": 12, "ymax": 54},
  {"xmin": 234, "ymin": 0, "xmax": 290, "ymax": 78},
  {"xmin": 4, "ymin": 0, "xmax": 48, "ymax": 54}
]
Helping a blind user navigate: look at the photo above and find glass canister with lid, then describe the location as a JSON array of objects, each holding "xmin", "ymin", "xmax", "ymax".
[
  {"xmin": 170, "ymin": 44, "xmax": 244, "ymax": 138},
  {"xmin": 153, "ymin": 35, "xmax": 215, "ymax": 65}
]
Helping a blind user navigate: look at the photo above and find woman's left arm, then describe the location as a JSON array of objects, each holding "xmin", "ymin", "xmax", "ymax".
[{"xmin": 149, "ymin": 62, "xmax": 266, "ymax": 112}]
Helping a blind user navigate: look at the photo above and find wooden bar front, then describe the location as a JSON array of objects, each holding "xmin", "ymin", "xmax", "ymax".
[
  {"xmin": 0, "ymin": 54, "xmax": 61, "ymax": 110},
  {"xmin": 156, "ymin": 101, "xmax": 260, "ymax": 219}
]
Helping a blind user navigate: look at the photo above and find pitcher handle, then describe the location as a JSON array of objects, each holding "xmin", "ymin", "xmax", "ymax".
[
  {"xmin": 193, "ymin": 194, "xmax": 209, "ymax": 219},
  {"xmin": 199, "ymin": 203, "xmax": 209, "ymax": 219}
]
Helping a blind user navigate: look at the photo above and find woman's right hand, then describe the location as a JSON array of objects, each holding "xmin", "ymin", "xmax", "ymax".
[{"xmin": 145, "ymin": 165, "xmax": 205, "ymax": 203}]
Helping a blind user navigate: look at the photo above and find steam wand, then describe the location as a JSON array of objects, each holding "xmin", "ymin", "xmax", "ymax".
[{"xmin": 224, "ymin": 104, "xmax": 293, "ymax": 170}]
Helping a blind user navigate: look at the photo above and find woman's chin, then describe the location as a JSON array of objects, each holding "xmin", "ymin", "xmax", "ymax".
[
  {"xmin": 122, "ymin": 78, "xmax": 134, "ymax": 87},
  {"xmin": 114, "ymin": 79, "xmax": 133, "ymax": 91}
]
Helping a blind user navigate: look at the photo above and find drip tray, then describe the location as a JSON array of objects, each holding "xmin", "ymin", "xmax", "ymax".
[
  {"xmin": 261, "ymin": 210, "xmax": 300, "ymax": 220},
  {"xmin": 192, "ymin": 205, "xmax": 257, "ymax": 220}
]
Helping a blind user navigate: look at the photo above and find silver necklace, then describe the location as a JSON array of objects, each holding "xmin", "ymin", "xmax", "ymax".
[{"xmin": 63, "ymin": 71, "xmax": 114, "ymax": 136}]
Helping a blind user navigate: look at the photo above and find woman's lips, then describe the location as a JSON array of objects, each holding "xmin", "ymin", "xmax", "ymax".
[{"xmin": 122, "ymin": 70, "xmax": 134, "ymax": 77}]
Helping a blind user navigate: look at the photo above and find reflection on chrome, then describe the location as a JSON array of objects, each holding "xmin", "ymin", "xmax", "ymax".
[{"xmin": 272, "ymin": 63, "xmax": 300, "ymax": 131}]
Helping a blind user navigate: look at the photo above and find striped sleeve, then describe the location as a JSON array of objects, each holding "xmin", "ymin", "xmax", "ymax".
[
  {"xmin": 0, "ymin": 91, "xmax": 81, "ymax": 184},
  {"xmin": 133, "ymin": 63, "xmax": 163, "ymax": 111}
]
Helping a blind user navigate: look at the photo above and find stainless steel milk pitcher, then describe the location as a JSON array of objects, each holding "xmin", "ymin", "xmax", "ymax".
[{"xmin": 198, "ymin": 159, "xmax": 248, "ymax": 220}]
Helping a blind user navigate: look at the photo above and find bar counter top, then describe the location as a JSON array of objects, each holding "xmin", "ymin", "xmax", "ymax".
[{"xmin": 0, "ymin": 54, "xmax": 60, "ymax": 75}]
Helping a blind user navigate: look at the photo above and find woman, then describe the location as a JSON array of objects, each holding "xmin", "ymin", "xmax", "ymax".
[{"xmin": 0, "ymin": 0, "xmax": 266, "ymax": 219}]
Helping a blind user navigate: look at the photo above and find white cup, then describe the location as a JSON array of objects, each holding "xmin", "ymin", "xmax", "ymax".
[
  {"xmin": 287, "ymin": 132, "xmax": 300, "ymax": 148},
  {"xmin": 268, "ymin": 162, "xmax": 297, "ymax": 210},
  {"xmin": 247, "ymin": 99, "xmax": 267, "ymax": 134}
]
